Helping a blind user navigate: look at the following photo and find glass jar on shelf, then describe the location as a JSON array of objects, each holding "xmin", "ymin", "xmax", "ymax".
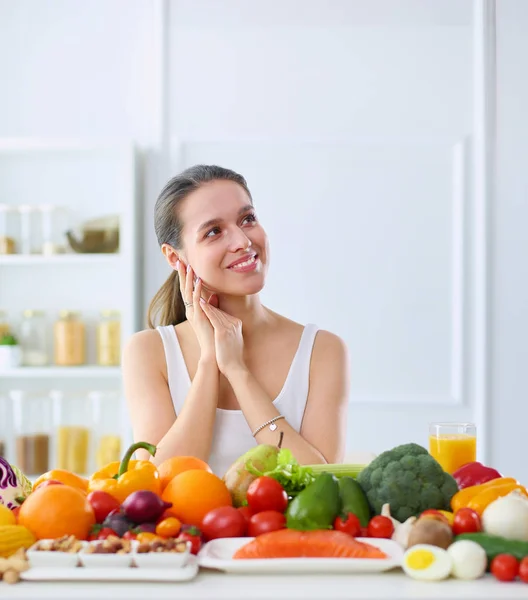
[
  {"xmin": 0, "ymin": 205, "xmax": 17, "ymax": 254},
  {"xmin": 19, "ymin": 309, "xmax": 49, "ymax": 367},
  {"xmin": 39, "ymin": 205, "xmax": 68, "ymax": 255},
  {"xmin": 54, "ymin": 311, "xmax": 86, "ymax": 366},
  {"xmin": 0, "ymin": 310, "xmax": 10, "ymax": 340},
  {"xmin": 50, "ymin": 390, "xmax": 92, "ymax": 475},
  {"xmin": 88, "ymin": 391, "xmax": 122, "ymax": 471},
  {"xmin": 10, "ymin": 389, "xmax": 52, "ymax": 475},
  {"xmin": 17, "ymin": 205, "xmax": 40, "ymax": 255},
  {"xmin": 96, "ymin": 310, "xmax": 121, "ymax": 366}
]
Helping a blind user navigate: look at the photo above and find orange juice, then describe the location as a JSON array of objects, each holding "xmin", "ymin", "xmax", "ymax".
[{"xmin": 429, "ymin": 434, "xmax": 476, "ymax": 474}]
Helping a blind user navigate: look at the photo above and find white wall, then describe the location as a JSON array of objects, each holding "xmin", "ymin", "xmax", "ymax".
[{"xmin": 0, "ymin": 0, "xmax": 526, "ymax": 480}]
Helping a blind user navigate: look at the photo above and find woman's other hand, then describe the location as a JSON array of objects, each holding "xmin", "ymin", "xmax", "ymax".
[
  {"xmin": 199, "ymin": 301, "xmax": 245, "ymax": 377},
  {"xmin": 177, "ymin": 261, "xmax": 216, "ymax": 364}
]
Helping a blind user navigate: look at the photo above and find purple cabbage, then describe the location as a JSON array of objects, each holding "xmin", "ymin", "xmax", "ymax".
[{"xmin": 0, "ymin": 456, "xmax": 25, "ymax": 510}]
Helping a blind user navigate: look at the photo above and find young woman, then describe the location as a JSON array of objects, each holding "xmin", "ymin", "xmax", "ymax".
[{"xmin": 123, "ymin": 165, "xmax": 350, "ymax": 477}]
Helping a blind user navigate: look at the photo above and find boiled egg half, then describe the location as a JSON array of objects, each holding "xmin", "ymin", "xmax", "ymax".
[{"xmin": 402, "ymin": 544, "xmax": 452, "ymax": 581}]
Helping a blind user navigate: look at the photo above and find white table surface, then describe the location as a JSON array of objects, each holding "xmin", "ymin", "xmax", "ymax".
[{"xmin": 4, "ymin": 571, "xmax": 528, "ymax": 599}]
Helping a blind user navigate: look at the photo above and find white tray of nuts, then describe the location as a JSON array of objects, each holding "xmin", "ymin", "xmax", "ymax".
[{"xmin": 21, "ymin": 535, "xmax": 198, "ymax": 582}]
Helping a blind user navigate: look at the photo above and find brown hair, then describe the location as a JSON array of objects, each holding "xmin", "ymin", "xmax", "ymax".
[{"xmin": 147, "ymin": 165, "xmax": 253, "ymax": 328}]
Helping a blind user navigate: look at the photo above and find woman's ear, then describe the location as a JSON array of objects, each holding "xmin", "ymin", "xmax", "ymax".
[{"xmin": 161, "ymin": 244, "xmax": 183, "ymax": 270}]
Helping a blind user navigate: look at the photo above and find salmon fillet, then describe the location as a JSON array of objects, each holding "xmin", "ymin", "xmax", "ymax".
[{"xmin": 233, "ymin": 529, "xmax": 388, "ymax": 560}]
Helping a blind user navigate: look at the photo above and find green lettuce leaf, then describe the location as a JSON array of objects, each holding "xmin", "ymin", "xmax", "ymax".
[{"xmin": 259, "ymin": 449, "xmax": 315, "ymax": 497}]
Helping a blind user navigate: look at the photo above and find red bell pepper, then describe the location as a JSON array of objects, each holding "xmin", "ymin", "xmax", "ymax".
[{"xmin": 452, "ymin": 462, "xmax": 502, "ymax": 489}]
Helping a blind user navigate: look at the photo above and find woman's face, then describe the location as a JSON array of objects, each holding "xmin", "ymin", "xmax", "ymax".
[{"xmin": 170, "ymin": 180, "xmax": 269, "ymax": 297}]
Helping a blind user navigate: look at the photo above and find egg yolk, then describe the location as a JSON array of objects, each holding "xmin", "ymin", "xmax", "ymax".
[{"xmin": 406, "ymin": 549, "xmax": 435, "ymax": 570}]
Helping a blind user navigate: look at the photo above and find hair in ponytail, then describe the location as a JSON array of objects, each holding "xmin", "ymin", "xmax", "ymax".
[{"xmin": 147, "ymin": 164, "xmax": 252, "ymax": 328}]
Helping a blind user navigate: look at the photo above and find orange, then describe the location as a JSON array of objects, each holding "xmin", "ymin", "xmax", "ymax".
[
  {"xmin": 157, "ymin": 456, "xmax": 212, "ymax": 491},
  {"xmin": 162, "ymin": 469, "xmax": 232, "ymax": 527},
  {"xmin": 18, "ymin": 485, "xmax": 95, "ymax": 540}
]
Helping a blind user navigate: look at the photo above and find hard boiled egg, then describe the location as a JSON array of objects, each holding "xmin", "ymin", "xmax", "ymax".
[
  {"xmin": 402, "ymin": 544, "xmax": 452, "ymax": 581},
  {"xmin": 447, "ymin": 540, "xmax": 487, "ymax": 580}
]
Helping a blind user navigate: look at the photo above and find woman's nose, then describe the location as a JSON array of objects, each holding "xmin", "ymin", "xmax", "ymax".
[{"xmin": 229, "ymin": 230, "xmax": 252, "ymax": 252}]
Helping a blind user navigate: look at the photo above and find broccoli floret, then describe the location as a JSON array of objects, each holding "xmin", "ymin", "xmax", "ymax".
[{"xmin": 357, "ymin": 443, "xmax": 459, "ymax": 522}]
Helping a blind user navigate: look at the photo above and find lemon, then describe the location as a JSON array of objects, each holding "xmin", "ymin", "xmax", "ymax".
[{"xmin": 0, "ymin": 504, "xmax": 16, "ymax": 526}]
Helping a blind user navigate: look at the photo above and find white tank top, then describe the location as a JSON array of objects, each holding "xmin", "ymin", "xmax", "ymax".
[{"xmin": 156, "ymin": 323, "xmax": 319, "ymax": 477}]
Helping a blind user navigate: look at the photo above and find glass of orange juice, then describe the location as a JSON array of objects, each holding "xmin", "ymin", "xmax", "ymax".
[{"xmin": 429, "ymin": 422, "xmax": 477, "ymax": 474}]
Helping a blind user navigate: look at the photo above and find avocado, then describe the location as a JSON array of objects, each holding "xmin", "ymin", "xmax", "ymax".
[
  {"xmin": 285, "ymin": 473, "xmax": 341, "ymax": 531},
  {"xmin": 338, "ymin": 476, "xmax": 371, "ymax": 526}
]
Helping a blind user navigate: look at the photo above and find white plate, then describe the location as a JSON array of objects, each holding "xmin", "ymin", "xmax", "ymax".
[
  {"xmin": 20, "ymin": 556, "xmax": 199, "ymax": 582},
  {"xmin": 198, "ymin": 537, "xmax": 404, "ymax": 574}
]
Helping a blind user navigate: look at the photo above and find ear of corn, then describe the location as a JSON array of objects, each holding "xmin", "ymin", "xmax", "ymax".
[{"xmin": 0, "ymin": 525, "xmax": 36, "ymax": 558}]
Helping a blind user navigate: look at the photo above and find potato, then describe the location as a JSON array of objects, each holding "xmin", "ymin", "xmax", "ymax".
[{"xmin": 407, "ymin": 517, "xmax": 453, "ymax": 550}]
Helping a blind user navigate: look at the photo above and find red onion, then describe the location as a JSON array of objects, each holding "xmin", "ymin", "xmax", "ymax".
[{"xmin": 121, "ymin": 491, "xmax": 172, "ymax": 524}]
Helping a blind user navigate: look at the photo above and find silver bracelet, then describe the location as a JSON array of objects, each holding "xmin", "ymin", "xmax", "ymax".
[{"xmin": 252, "ymin": 415, "xmax": 285, "ymax": 437}]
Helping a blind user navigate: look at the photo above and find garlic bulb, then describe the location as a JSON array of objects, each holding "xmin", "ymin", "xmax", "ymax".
[{"xmin": 381, "ymin": 503, "xmax": 417, "ymax": 548}]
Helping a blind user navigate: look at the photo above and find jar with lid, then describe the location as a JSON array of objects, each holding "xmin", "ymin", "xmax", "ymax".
[
  {"xmin": 96, "ymin": 310, "xmax": 121, "ymax": 366},
  {"xmin": 10, "ymin": 390, "xmax": 52, "ymax": 475},
  {"xmin": 0, "ymin": 205, "xmax": 17, "ymax": 254},
  {"xmin": 0, "ymin": 310, "xmax": 10, "ymax": 340},
  {"xmin": 19, "ymin": 309, "xmax": 48, "ymax": 366},
  {"xmin": 54, "ymin": 311, "xmax": 86, "ymax": 366},
  {"xmin": 39, "ymin": 205, "xmax": 68, "ymax": 255},
  {"xmin": 50, "ymin": 390, "xmax": 92, "ymax": 475},
  {"xmin": 88, "ymin": 391, "xmax": 122, "ymax": 471},
  {"xmin": 18, "ymin": 205, "xmax": 41, "ymax": 255}
]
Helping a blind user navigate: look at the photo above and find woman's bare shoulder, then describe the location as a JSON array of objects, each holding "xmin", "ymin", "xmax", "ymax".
[{"xmin": 122, "ymin": 328, "xmax": 166, "ymax": 371}]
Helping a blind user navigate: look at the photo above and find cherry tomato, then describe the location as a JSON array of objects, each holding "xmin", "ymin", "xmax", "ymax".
[
  {"xmin": 519, "ymin": 557, "xmax": 528, "ymax": 584},
  {"xmin": 452, "ymin": 508, "xmax": 482, "ymax": 535},
  {"xmin": 246, "ymin": 477, "xmax": 288, "ymax": 514},
  {"xmin": 122, "ymin": 530, "xmax": 138, "ymax": 541},
  {"xmin": 86, "ymin": 490, "xmax": 122, "ymax": 524},
  {"xmin": 367, "ymin": 516, "xmax": 394, "ymax": 539},
  {"xmin": 201, "ymin": 506, "xmax": 247, "ymax": 540},
  {"xmin": 247, "ymin": 510, "xmax": 286, "ymax": 537},
  {"xmin": 490, "ymin": 554, "xmax": 519, "ymax": 582},
  {"xmin": 237, "ymin": 506, "xmax": 253, "ymax": 525},
  {"xmin": 419, "ymin": 510, "xmax": 450, "ymax": 526},
  {"xmin": 88, "ymin": 526, "xmax": 118, "ymax": 541},
  {"xmin": 178, "ymin": 526, "xmax": 202, "ymax": 554},
  {"xmin": 333, "ymin": 513, "xmax": 361, "ymax": 537},
  {"xmin": 34, "ymin": 480, "xmax": 64, "ymax": 490},
  {"xmin": 156, "ymin": 516, "xmax": 182, "ymax": 538}
]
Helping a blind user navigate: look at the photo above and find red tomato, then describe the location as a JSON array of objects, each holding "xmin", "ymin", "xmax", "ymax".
[
  {"xmin": 333, "ymin": 513, "xmax": 361, "ymax": 537},
  {"xmin": 490, "ymin": 554, "xmax": 519, "ymax": 582},
  {"xmin": 367, "ymin": 516, "xmax": 394, "ymax": 539},
  {"xmin": 34, "ymin": 479, "xmax": 64, "ymax": 490},
  {"xmin": 122, "ymin": 530, "xmax": 138, "ymax": 541},
  {"xmin": 86, "ymin": 490, "xmax": 122, "ymax": 524},
  {"xmin": 88, "ymin": 526, "xmax": 118, "ymax": 541},
  {"xmin": 420, "ymin": 510, "xmax": 450, "ymax": 526},
  {"xmin": 247, "ymin": 510, "xmax": 286, "ymax": 537},
  {"xmin": 201, "ymin": 506, "xmax": 247, "ymax": 541},
  {"xmin": 452, "ymin": 508, "xmax": 482, "ymax": 535},
  {"xmin": 519, "ymin": 557, "xmax": 528, "ymax": 584},
  {"xmin": 178, "ymin": 527, "xmax": 202, "ymax": 555},
  {"xmin": 237, "ymin": 506, "xmax": 253, "ymax": 525},
  {"xmin": 246, "ymin": 477, "xmax": 288, "ymax": 514}
]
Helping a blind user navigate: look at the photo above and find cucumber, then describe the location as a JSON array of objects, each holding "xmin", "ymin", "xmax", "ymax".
[
  {"xmin": 455, "ymin": 532, "xmax": 528, "ymax": 562},
  {"xmin": 338, "ymin": 476, "xmax": 371, "ymax": 527}
]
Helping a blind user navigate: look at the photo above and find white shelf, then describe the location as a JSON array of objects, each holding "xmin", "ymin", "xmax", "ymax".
[
  {"xmin": 0, "ymin": 366, "xmax": 122, "ymax": 378},
  {"xmin": 0, "ymin": 254, "xmax": 122, "ymax": 266}
]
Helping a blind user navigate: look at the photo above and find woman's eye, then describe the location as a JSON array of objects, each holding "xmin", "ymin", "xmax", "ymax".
[
  {"xmin": 242, "ymin": 213, "xmax": 257, "ymax": 225},
  {"xmin": 205, "ymin": 227, "xmax": 221, "ymax": 238}
]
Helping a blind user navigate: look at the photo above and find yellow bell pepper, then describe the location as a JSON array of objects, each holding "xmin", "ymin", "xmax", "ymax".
[
  {"xmin": 33, "ymin": 469, "xmax": 89, "ymax": 493},
  {"xmin": 88, "ymin": 442, "xmax": 161, "ymax": 503},
  {"xmin": 451, "ymin": 477, "xmax": 518, "ymax": 513},
  {"xmin": 467, "ymin": 481, "xmax": 528, "ymax": 516}
]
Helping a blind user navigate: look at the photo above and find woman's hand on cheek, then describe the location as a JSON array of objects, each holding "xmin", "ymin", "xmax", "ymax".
[{"xmin": 199, "ymin": 300, "xmax": 246, "ymax": 377}]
